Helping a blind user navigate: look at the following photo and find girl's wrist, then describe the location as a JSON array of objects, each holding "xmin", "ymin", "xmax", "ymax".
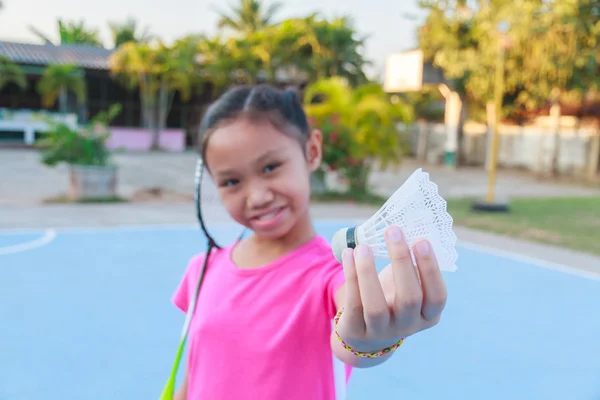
[
  {"xmin": 331, "ymin": 332, "xmax": 396, "ymax": 369},
  {"xmin": 333, "ymin": 308, "xmax": 405, "ymax": 359}
]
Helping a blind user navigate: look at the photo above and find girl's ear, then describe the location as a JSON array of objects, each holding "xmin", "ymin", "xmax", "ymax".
[{"xmin": 306, "ymin": 129, "xmax": 323, "ymax": 172}]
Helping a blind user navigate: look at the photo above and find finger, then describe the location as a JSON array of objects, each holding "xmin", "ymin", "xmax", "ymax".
[
  {"xmin": 353, "ymin": 244, "xmax": 390, "ymax": 329},
  {"xmin": 386, "ymin": 226, "xmax": 423, "ymax": 321},
  {"xmin": 413, "ymin": 239, "xmax": 447, "ymax": 322},
  {"xmin": 341, "ymin": 248, "xmax": 365, "ymax": 333}
]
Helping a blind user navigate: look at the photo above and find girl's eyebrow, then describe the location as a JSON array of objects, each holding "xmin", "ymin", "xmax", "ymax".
[{"xmin": 254, "ymin": 148, "xmax": 284, "ymax": 165}]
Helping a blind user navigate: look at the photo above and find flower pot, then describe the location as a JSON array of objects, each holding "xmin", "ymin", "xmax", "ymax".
[{"xmin": 68, "ymin": 164, "xmax": 118, "ymax": 201}]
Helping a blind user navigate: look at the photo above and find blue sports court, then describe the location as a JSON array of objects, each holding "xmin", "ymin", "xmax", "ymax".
[{"xmin": 1, "ymin": 221, "xmax": 599, "ymax": 400}]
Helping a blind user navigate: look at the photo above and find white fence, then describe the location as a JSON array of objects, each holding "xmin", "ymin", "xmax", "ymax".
[{"xmin": 404, "ymin": 117, "xmax": 600, "ymax": 178}]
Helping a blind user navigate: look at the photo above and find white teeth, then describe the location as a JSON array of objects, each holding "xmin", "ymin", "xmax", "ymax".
[{"xmin": 258, "ymin": 210, "xmax": 279, "ymax": 220}]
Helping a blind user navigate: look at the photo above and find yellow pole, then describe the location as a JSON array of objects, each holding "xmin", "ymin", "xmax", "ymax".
[{"xmin": 486, "ymin": 39, "xmax": 505, "ymax": 203}]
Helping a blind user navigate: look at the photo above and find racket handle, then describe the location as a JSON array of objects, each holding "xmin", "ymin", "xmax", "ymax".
[
  {"xmin": 159, "ymin": 336, "xmax": 187, "ymax": 400},
  {"xmin": 159, "ymin": 377, "xmax": 176, "ymax": 400}
]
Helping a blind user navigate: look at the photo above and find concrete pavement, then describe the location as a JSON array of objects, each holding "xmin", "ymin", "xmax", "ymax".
[{"xmin": 2, "ymin": 149, "xmax": 599, "ymax": 206}]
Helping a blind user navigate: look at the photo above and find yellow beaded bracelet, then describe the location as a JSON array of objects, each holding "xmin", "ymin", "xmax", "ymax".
[{"xmin": 333, "ymin": 307, "xmax": 405, "ymax": 359}]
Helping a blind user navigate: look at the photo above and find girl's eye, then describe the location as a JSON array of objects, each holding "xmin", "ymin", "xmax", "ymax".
[
  {"xmin": 263, "ymin": 163, "xmax": 280, "ymax": 173},
  {"xmin": 220, "ymin": 178, "xmax": 239, "ymax": 187}
]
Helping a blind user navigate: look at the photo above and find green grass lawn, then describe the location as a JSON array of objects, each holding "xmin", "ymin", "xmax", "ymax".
[{"xmin": 445, "ymin": 196, "xmax": 600, "ymax": 256}]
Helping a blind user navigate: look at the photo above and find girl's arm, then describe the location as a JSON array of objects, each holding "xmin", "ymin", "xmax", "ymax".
[{"xmin": 173, "ymin": 372, "xmax": 188, "ymax": 400}]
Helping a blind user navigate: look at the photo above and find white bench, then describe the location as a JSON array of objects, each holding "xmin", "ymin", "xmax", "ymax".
[{"xmin": 0, "ymin": 109, "xmax": 78, "ymax": 145}]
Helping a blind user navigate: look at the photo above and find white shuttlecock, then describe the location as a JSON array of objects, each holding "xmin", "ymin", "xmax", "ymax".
[{"xmin": 331, "ymin": 168, "xmax": 458, "ymax": 272}]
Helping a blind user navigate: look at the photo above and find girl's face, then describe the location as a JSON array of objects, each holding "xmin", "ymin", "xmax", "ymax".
[{"xmin": 204, "ymin": 116, "xmax": 322, "ymax": 240}]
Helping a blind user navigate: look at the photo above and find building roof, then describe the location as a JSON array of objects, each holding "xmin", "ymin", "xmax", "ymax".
[{"xmin": 0, "ymin": 41, "xmax": 114, "ymax": 70}]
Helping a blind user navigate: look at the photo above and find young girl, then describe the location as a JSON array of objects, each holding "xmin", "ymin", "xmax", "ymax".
[{"xmin": 171, "ymin": 84, "xmax": 448, "ymax": 399}]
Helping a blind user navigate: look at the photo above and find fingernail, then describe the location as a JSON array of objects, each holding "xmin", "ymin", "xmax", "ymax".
[
  {"xmin": 387, "ymin": 226, "xmax": 403, "ymax": 242},
  {"xmin": 355, "ymin": 244, "xmax": 370, "ymax": 257},
  {"xmin": 415, "ymin": 240, "xmax": 430, "ymax": 256}
]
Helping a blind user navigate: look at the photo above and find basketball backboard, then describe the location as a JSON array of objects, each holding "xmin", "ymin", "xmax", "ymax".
[{"xmin": 383, "ymin": 49, "xmax": 445, "ymax": 93}]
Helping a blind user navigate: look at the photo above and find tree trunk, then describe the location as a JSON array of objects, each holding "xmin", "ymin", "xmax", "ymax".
[
  {"xmin": 79, "ymin": 101, "xmax": 87, "ymax": 124},
  {"xmin": 145, "ymin": 94, "xmax": 158, "ymax": 150},
  {"xmin": 148, "ymin": 99, "xmax": 159, "ymax": 151},
  {"xmin": 140, "ymin": 82, "xmax": 158, "ymax": 150},
  {"xmin": 59, "ymin": 87, "xmax": 68, "ymax": 114},
  {"xmin": 138, "ymin": 73, "xmax": 159, "ymax": 137},
  {"xmin": 152, "ymin": 82, "xmax": 167, "ymax": 150},
  {"xmin": 140, "ymin": 93, "xmax": 150, "ymax": 128},
  {"xmin": 155, "ymin": 81, "xmax": 177, "ymax": 151},
  {"xmin": 158, "ymin": 84, "xmax": 175, "ymax": 133},
  {"xmin": 139, "ymin": 76, "xmax": 151, "ymax": 129}
]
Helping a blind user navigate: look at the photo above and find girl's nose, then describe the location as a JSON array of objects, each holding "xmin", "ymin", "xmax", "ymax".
[{"xmin": 247, "ymin": 182, "xmax": 275, "ymax": 209}]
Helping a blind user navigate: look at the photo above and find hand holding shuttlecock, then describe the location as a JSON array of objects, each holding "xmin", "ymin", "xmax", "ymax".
[
  {"xmin": 332, "ymin": 168, "xmax": 458, "ymax": 271},
  {"xmin": 332, "ymin": 169, "xmax": 458, "ymax": 355}
]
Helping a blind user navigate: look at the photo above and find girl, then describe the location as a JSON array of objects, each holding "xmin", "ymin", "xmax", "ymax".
[{"xmin": 171, "ymin": 84, "xmax": 448, "ymax": 399}]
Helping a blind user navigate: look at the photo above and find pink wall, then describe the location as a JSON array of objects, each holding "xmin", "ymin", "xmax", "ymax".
[{"xmin": 106, "ymin": 127, "xmax": 186, "ymax": 152}]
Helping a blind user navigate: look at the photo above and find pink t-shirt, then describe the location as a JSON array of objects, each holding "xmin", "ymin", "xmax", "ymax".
[{"xmin": 172, "ymin": 235, "xmax": 352, "ymax": 400}]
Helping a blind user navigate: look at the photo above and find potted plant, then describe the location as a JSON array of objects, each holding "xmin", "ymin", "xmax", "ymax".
[{"xmin": 37, "ymin": 104, "xmax": 122, "ymax": 201}]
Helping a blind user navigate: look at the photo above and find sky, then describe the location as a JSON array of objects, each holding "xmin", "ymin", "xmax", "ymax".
[{"xmin": 0, "ymin": 0, "xmax": 427, "ymax": 79}]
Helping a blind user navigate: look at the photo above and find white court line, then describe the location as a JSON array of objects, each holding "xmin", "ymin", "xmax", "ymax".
[
  {"xmin": 0, "ymin": 221, "xmax": 598, "ymax": 281},
  {"xmin": 0, "ymin": 220, "xmax": 353, "ymax": 235},
  {"xmin": 0, "ymin": 229, "xmax": 57, "ymax": 256},
  {"xmin": 0, "ymin": 224, "xmax": 199, "ymax": 235},
  {"xmin": 457, "ymin": 241, "xmax": 600, "ymax": 281}
]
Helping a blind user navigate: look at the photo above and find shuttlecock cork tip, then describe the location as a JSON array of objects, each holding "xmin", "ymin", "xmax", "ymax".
[{"xmin": 331, "ymin": 227, "xmax": 350, "ymax": 263}]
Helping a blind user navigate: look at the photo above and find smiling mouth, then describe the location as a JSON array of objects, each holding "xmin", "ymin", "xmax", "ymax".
[{"xmin": 252, "ymin": 207, "xmax": 286, "ymax": 220}]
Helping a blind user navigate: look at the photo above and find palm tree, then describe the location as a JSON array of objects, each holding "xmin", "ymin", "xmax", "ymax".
[
  {"xmin": 109, "ymin": 42, "xmax": 159, "ymax": 133},
  {"xmin": 269, "ymin": 15, "xmax": 324, "ymax": 82},
  {"xmin": 214, "ymin": 0, "xmax": 282, "ymax": 35},
  {"xmin": 195, "ymin": 35, "xmax": 238, "ymax": 92},
  {"xmin": 109, "ymin": 41, "xmax": 199, "ymax": 149},
  {"xmin": 37, "ymin": 64, "xmax": 87, "ymax": 116},
  {"xmin": 29, "ymin": 19, "xmax": 103, "ymax": 46},
  {"xmin": 311, "ymin": 17, "xmax": 370, "ymax": 85},
  {"xmin": 0, "ymin": 56, "xmax": 27, "ymax": 92},
  {"xmin": 156, "ymin": 38, "xmax": 198, "ymax": 134},
  {"xmin": 108, "ymin": 18, "xmax": 153, "ymax": 48}
]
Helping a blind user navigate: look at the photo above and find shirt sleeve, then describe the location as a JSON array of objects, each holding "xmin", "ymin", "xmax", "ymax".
[{"xmin": 172, "ymin": 253, "xmax": 207, "ymax": 313}]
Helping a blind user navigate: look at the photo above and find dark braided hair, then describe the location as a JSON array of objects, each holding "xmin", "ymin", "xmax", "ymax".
[{"xmin": 199, "ymin": 85, "xmax": 311, "ymax": 161}]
